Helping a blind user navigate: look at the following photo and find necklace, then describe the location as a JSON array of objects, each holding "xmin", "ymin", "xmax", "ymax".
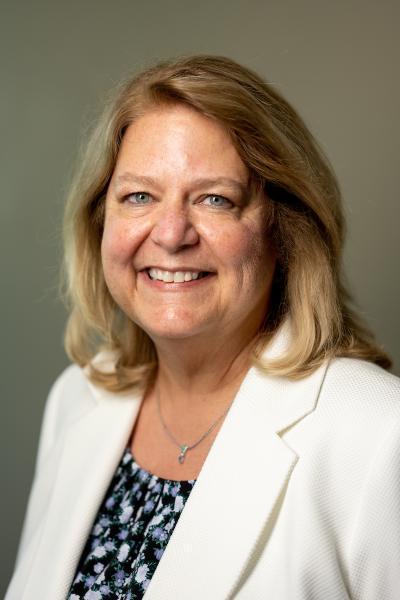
[{"xmin": 156, "ymin": 387, "xmax": 234, "ymax": 464}]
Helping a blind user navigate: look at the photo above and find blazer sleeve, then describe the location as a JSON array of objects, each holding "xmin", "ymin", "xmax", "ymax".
[
  {"xmin": 347, "ymin": 419, "xmax": 400, "ymax": 599},
  {"xmin": 14, "ymin": 366, "xmax": 80, "ymax": 568}
]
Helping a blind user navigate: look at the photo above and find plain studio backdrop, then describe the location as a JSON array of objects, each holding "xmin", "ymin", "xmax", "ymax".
[{"xmin": 1, "ymin": 0, "xmax": 399, "ymax": 593}]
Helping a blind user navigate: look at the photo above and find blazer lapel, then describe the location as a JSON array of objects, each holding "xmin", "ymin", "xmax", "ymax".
[
  {"xmin": 23, "ymin": 384, "xmax": 143, "ymax": 600},
  {"xmin": 145, "ymin": 361, "xmax": 328, "ymax": 599}
]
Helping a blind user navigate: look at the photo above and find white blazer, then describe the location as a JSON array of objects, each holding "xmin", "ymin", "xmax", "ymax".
[{"xmin": 6, "ymin": 329, "xmax": 400, "ymax": 599}]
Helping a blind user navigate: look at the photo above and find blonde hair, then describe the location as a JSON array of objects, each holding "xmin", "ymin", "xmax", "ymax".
[{"xmin": 62, "ymin": 54, "xmax": 391, "ymax": 391}]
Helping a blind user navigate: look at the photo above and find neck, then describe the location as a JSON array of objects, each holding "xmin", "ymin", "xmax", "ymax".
[{"xmin": 151, "ymin": 328, "xmax": 258, "ymax": 412}]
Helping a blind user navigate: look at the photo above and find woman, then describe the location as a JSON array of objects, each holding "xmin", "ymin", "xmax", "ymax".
[{"xmin": 6, "ymin": 55, "xmax": 400, "ymax": 599}]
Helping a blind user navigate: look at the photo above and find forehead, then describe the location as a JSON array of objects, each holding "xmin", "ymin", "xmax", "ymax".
[{"xmin": 113, "ymin": 104, "xmax": 249, "ymax": 186}]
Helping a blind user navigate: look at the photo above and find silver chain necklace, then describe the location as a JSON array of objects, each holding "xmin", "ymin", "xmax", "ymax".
[{"xmin": 156, "ymin": 387, "xmax": 234, "ymax": 464}]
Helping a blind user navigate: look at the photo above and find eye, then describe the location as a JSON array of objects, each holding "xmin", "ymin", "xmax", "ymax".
[
  {"xmin": 202, "ymin": 194, "xmax": 233, "ymax": 208},
  {"xmin": 125, "ymin": 191, "xmax": 152, "ymax": 204}
]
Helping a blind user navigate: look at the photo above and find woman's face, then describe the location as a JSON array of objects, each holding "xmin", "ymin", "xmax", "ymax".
[{"xmin": 101, "ymin": 104, "xmax": 276, "ymax": 346}]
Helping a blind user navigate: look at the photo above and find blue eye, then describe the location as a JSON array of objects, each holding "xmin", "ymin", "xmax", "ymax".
[
  {"xmin": 204, "ymin": 194, "xmax": 232, "ymax": 208},
  {"xmin": 127, "ymin": 192, "xmax": 152, "ymax": 204}
]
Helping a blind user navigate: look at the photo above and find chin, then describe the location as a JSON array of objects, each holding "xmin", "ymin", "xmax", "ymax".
[
  {"xmin": 132, "ymin": 306, "xmax": 210, "ymax": 340},
  {"xmin": 144, "ymin": 322, "xmax": 206, "ymax": 342},
  {"xmin": 137, "ymin": 318, "xmax": 210, "ymax": 342}
]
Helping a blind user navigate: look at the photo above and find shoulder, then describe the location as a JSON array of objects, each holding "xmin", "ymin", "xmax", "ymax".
[
  {"xmin": 37, "ymin": 351, "xmax": 121, "ymax": 462},
  {"xmin": 323, "ymin": 357, "xmax": 400, "ymax": 413},
  {"xmin": 45, "ymin": 349, "xmax": 119, "ymax": 423},
  {"xmin": 325, "ymin": 355, "xmax": 400, "ymax": 389},
  {"xmin": 35, "ymin": 363, "xmax": 96, "ymax": 469},
  {"xmin": 49, "ymin": 362, "xmax": 90, "ymax": 393},
  {"xmin": 315, "ymin": 357, "xmax": 400, "ymax": 447},
  {"xmin": 46, "ymin": 363, "xmax": 96, "ymax": 421}
]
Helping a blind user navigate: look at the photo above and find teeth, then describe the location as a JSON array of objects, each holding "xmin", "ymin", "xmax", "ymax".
[
  {"xmin": 174, "ymin": 272, "xmax": 185, "ymax": 283},
  {"xmin": 148, "ymin": 268, "xmax": 203, "ymax": 282}
]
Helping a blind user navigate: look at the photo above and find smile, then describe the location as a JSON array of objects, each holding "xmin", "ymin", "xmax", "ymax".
[{"xmin": 146, "ymin": 268, "xmax": 210, "ymax": 283}]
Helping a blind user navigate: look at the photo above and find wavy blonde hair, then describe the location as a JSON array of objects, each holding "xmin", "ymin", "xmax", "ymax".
[{"xmin": 62, "ymin": 54, "xmax": 391, "ymax": 391}]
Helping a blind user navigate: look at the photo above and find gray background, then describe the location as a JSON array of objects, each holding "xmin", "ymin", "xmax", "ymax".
[{"xmin": 1, "ymin": 0, "xmax": 399, "ymax": 593}]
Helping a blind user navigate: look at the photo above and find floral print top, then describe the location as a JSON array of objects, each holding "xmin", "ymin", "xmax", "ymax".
[{"xmin": 67, "ymin": 446, "xmax": 196, "ymax": 600}]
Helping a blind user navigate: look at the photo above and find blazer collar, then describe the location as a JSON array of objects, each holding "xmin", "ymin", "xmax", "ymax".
[{"xmin": 23, "ymin": 323, "xmax": 328, "ymax": 600}]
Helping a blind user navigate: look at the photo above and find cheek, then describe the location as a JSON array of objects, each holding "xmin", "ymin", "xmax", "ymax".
[
  {"xmin": 100, "ymin": 220, "xmax": 141, "ymax": 306},
  {"xmin": 212, "ymin": 222, "xmax": 273, "ymax": 279},
  {"xmin": 101, "ymin": 219, "xmax": 139, "ymax": 268}
]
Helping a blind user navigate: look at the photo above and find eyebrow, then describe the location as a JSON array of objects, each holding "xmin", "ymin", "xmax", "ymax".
[{"xmin": 113, "ymin": 173, "xmax": 249, "ymax": 195}]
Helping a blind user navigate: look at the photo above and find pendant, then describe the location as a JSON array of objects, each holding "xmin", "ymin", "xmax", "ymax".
[{"xmin": 178, "ymin": 444, "xmax": 188, "ymax": 464}]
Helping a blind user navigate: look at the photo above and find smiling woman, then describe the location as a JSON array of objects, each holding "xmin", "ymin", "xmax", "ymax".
[
  {"xmin": 6, "ymin": 56, "xmax": 400, "ymax": 600},
  {"xmin": 100, "ymin": 105, "xmax": 274, "ymax": 346}
]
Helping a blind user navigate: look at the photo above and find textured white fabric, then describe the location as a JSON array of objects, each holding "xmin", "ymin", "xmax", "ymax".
[{"xmin": 5, "ymin": 343, "xmax": 400, "ymax": 599}]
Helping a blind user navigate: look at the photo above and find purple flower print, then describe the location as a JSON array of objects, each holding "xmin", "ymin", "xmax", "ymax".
[
  {"xmin": 90, "ymin": 538, "xmax": 101, "ymax": 550},
  {"xmin": 114, "ymin": 569, "xmax": 126, "ymax": 587},
  {"xmin": 119, "ymin": 505, "xmax": 133, "ymax": 524},
  {"xmin": 154, "ymin": 547, "xmax": 164, "ymax": 560},
  {"xmin": 139, "ymin": 470, "xmax": 149, "ymax": 483},
  {"xmin": 118, "ymin": 529, "xmax": 129, "ymax": 540},
  {"xmin": 105, "ymin": 496, "xmax": 115, "ymax": 509},
  {"xmin": 152, "ymin": 527, "xmax": 168, "ymax": 542},
  {"xmin": 144, "ymin": 500, "xmax": 155, "ymax": 513},
  {"xmin": 170, "ymin": 485, "xmax": 180, "ymax": 497},
  {"xmin": 135, "ymin": 564, "xmax": 148, "ymax": 583},
  {"xmin": 93, "ymin": 562, "xmax": 104, "ymax": 574},
  {"xmin": 93, "ymin": 524, "xmax": 103, "ymax": 536},
  {"xmin": 84, "ymin": 574, "xmax": 96, "ymax": 588},
  {"xmin": 84, "ymin": 592, "xmax": 102, "ymax": 600}
]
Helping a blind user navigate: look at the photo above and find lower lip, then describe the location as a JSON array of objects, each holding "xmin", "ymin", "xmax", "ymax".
[{"xmin": 138, "ymin": 271, "xmax": 215, "ymax": 290}]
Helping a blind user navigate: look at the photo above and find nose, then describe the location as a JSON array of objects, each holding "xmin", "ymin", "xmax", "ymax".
[{"xmin": 150, "ymin": 200, "xmax": 199, "ymax": 252}]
